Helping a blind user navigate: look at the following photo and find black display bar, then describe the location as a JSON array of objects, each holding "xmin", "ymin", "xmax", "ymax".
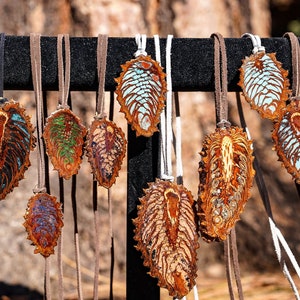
[{"xmin": 3, "ymin": 36, "xmax": 294, "ymax": 92}]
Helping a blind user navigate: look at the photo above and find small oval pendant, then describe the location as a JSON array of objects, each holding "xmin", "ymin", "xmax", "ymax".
[
  {"xmin": 115, "ymin": 55, "xmax": 167, "ymax": 137},
  {"xmin": 198, "ymin": 126, "xmax": 255, "ymax": 242},
  {"xmin": 133, "ymin": 178, "xmax": 199, "ymax": 299},
  {"xmin": 86, "ymin": 117, "xmax": 127, "ymax": 188},
  {"xmin": 23, "ymin": 192, "xmax": 64, "ymax": 257},
  {"xmin": 0, "ymin": 99, "xmax": 35, "ymax": 200},
  {"xmin": 239, "ymin": 52, "xmax": 290, "ymax": 120},
  {"xmin": 272, "ymin": 99, "xmax": 300, "ymax": 183},
  {"xmin": 43, "ymin": 108, "xmax": 87, "ymax": 179}
]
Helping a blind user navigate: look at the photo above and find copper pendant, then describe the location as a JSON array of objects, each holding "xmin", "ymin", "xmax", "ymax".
[
  {"xmin": 115, "ymin": 55, "xmax": 166, "ymax": 137},
  {"xmin": 198, "ymin": 126, "xmax": 255, "ymax": 242},
  {"xmin": 23, "ymin": 192, "xmax": 64, "ymax": 257},
  {"xmin": 86, "ymin": 117, "xmax": 127, "ymax": 188},
  {"xmin": 272, "ymin": 99, "xmax": 300, "ymax": 183},
  {"xmin": 43, "ymin": 108, "xmax": 87, "ymax": 179},
  {"xmin": 0, "ymin": 98, "xmax": 35, "ymax": 200},
  {"xmin": 133, "ymin": 178, "xmax": 199, "ymax": 298},
  {"xmin": 239, "ymin": 52, "xmax": 290, "ymax": 120}
]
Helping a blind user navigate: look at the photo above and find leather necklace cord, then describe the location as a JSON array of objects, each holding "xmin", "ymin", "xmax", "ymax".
[
  {"xmin": 211, "ymin": 32, "xmax": 230, "ymax": 128},
  {"xmin": 57, "ymin": 34, "xmax": 71, "ymax": 108},
  {"xmin": 30, "ymin": 33, "xmax": 51, "ymax": 300},
  {"xmin": 0, "ymin": 33, "xmax": 5, "ymax": 98},
  {"xmin": 283, "ymin": 32, "xmax": 300, "ymax": 98},
  {"xmin": 283, "ymin": 32, "xmax": 300, "ymax": 198},
  {"xmin": 96, "ymin": 34, "xmax": 108, "ymax": 117},
  {"xmin": 30, "ymin": 33, "xmax": 46, "ymax": 193},
  {"xmin": 93, "ymin": 34, "xmax": 110, "ymax": 300},
  {"xmin": 212, "ymin": 32, "xmax": 244, "ymax": 300}
]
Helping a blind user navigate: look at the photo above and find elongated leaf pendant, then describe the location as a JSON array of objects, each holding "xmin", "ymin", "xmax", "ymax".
[
  {"xmin": 0, "ymin": 98, "xmax": 35, "ymax": 200},
  {"xmin": 239, "ymin": 52, "xmax": 290, "ymax": 120},
  {"xmin": 23, "ymin": 192, "xmax": 64, "ymax": 257},
  {"xmin": 115, "ymin": 55, "xmax": 167, "ymax": 137},
  {"xmin": 43, "ymin": 108, "xmax": 87, "ymax": 179},
  {"xmin": 272, "ymin": 99, "xmax": 300, "ymax": 183},
  {"xmin": 198, "ymin": 126, "xmax": 255, "ymax": 242},
  {"xmin": 133, "ymin": 178, "xmax": 199, "ymax": 299},
  {"xmin": 86, "ymin": 117, "xmax": 127, "ymax": 188}
]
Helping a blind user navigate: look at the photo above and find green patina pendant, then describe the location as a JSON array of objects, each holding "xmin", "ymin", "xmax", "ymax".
[{"xmin": 43, "ymin": 108, "xmax": 87, "ymax": 179}]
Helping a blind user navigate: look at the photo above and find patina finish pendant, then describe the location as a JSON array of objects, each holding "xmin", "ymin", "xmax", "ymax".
[
  {"xmin": 198, "ymin": 126, "xmax": 255, "ymax": 242},
  {"xmin": 86, "ymin": 117, "xmax": 127, "ymax": 188},
  {"xmin": 0, "ymin": 98, "xmax": 35, "ymax": 200},
  {"xmin": 239, "ymin": 52, "xmax": 290, "ymax": 120},
  {"xmin": 23, "ymin": 192, "xmax": 64, "ymax": 257},
  {"xmin": 272, "ymin": 99, "xmax": 300, "ymax": 183},
  {"xmin": 115, "ymin": 55, "xmax": 167, "ymax": 137},
  {"xmin": 43, "ymin": 108, "xmax": 87, "ymax": 179},
  {"xmin": 133, "ymin": 178, "xmax": 199, "ymax": 299}
]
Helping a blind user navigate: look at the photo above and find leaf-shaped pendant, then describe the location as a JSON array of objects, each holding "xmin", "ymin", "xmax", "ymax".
[
  {"xmin": 86, "ymin": 117, "xmax": 127, "ymax": 188},
  {"xmin": 239, "ymin": 52, "xmax": 290, "ymax": 120},
  {"xmin": 133, "ymin": 178, "xmax": 199, "ymax": 299},
  {"xmin": 198, "ymin": 126, "xmax": 255, "ymax": 242},
  {"xmin": 115, "ymin": 55, "xmax": 167, "ymax": 137},
  {"xmin": 43, "ymin": 108, "xmax": 87, "ymax": 179},
  {"xmin": 0, "ymin": 98, "xmax": 35, "ymax": 200},
  {"xmin": 23, "ymin": 192, "xmax": 64, "ymax": 257},
  {"xmin": 272, "ymin": 99, "xmax": 300, "ymax": 183}
]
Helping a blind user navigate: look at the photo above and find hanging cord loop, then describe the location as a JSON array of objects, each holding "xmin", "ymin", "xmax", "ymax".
[
  {"xmin": 242, "ymin": 33, "xmax": 265, "ymax": 54},
  {"xmin": 211, "ymin": 32, "xmax": 231, "ymax": 128},
  {"xmin": 96, "ymin": 34, "xmax": 108, "ymax": 118},
  {"xmin": 284, "ymin": 32, "xmax": 300, "ymax": 98},
  {"xmin": 30, "ymin": 33, "xmax": 47, "ymax": 194},
  {"xmin": 134, "ymin": 34, "xmax": 147, "ymax": 57},
  {"xmin": 57, "ymin": 34, "xmax": 71, "ymax": 109}
]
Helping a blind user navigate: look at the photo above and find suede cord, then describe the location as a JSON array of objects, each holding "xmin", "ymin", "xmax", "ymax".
[
  {"xmin": 57, "ymin": 34, "xmax": 71, "ymax": 108},
  {"xmin": 56, "ymin": 34, "xmax": 71, "ymax": 300},
  {"xmin": 284, "ymin": 32, "xmax": 300, "ymax": 98},
  {"xmin": 93, "ymin": 34, "xmax": 113, "ymax": 300},
  {"xmin": 211, "ymin": 32, "xmax": 230, "ymax": 128},
  {"xmin": 0, "ymin": 33, "xmax": 5, "ymax": 98},
  {"xmin": 212, "ymin": 32, "xmax": 243, "ymax": 300},
  {"xmin": 283, "ymin": 32, "xmax": 300, "ymax": 197},
  {"xmin": 30, "ymin": 33, "xmax": 51, "ymax": 299}
]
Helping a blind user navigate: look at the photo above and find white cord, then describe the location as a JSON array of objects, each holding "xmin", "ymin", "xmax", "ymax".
[
  {"xmin": 242, "ymin": 33, "xmax": 265, "ymax": 54},
  {"xmin": 165, "ymin": 34, "xmax": 173, "ymax": 180},
  {"xmin": 134, "ymin": 34, "xmax": 147, "ymax": 57},
  {"xmin": 244, "ymin": 125, "xmax": 300, "ymax": 298}
]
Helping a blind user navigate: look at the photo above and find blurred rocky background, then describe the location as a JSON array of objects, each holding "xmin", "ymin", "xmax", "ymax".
[{"xmin": 0, "ymin": 0, "xmax": 300, "ymax": 299}]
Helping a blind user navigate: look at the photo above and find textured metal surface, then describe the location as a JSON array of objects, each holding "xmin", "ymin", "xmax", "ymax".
[
  {"xmin": 133, "ymin": 179, "xmax": 199, "ymax": 298},
  {"xmin": 272, "ymin": 99, "xmax": 300, "ymax": 183},
  {"xmin": 86, "ymin": 117, "xmax": 126, "ymax": 188},
  {"xmin": 43, "ymin": 108, "xmax": 87, "ymax": 179},
  {"xmin": 23, "ymin": 192, "xmax": 63, "ymax": 257},
  {"xmin": 0, "ymin": 99, "xmax": 35, "ymax": 199},
  {"xmin": 198, "ymin": 126, "xmax": 255, "ymax": 242},
  {"xmin": 115, "ymin": 55, "xmax": 166, "ymax": 137}
]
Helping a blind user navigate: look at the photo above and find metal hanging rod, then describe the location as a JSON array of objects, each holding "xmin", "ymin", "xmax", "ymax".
[{"xmin": 3, "ymin": 36, "xmax": 295, "ymax": 92}]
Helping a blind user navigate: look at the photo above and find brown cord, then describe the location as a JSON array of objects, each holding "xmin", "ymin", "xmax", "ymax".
[
  {"xmin": 30, "ymin": 33, "xmax": 51, "ymax": 299},
  {"xmin": 284, "ymin": 32, "xmax": 300, "ymax": 98},
  {"xmin": 96, "ymin": 34, "xmax": 108, "ymax": 117},
  {"xmin": 211, "ymin": 32, "xmax": 231, "ymax": 128},
  {"xmin": 56, "ymin": 34, "xmax": 71, "ymax": 300},
  {"xmin": 30, "ymin": 33, "xmax": 47, "ymax": 193},
  {"xmin": 283, "ymin": 32, "xmax": 300, "ymax": 197},
  {"xmin": 57, "ymin": 34, "xmax": 71, "ymax": 108},
  {"xmin": 224, "ymin": 238, "xmax": 235, "ymax": 300},
  {"xmin": 230, "ymin": 228, "xmax": 244, "ymax": 300}
]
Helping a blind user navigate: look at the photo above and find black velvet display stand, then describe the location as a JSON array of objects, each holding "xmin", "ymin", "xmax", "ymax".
[{"xmin": 3, "ymin": 36, "xmax": 297, "ymax": 300}]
